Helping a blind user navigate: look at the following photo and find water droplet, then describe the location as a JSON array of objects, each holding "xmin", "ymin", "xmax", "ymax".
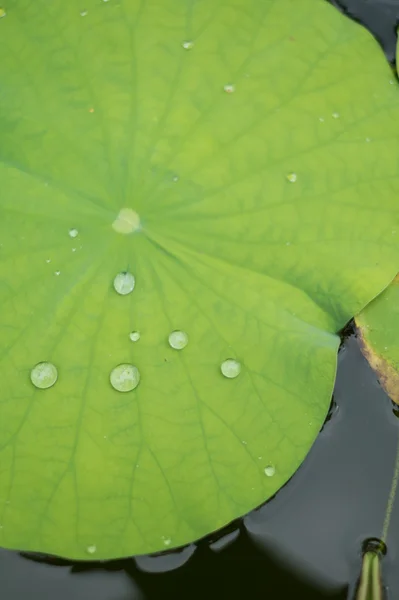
[
  {"xmin": 182, "ymin": 40, "xmax": 194, "ymax": 50},
  {"xmin": 80, "ymin": 9, "xmax": 88, "ymax": 16},
  {"xmin": 129, "ymin": 331, "xmax": 140, "ymax": 342},
  {"xmin": 366, "ymin": 137, "xmax": 371, "ymax": 143},
  {"xmin": 162, "ymin": 537, "xmax": 172, "ymax": 546},
  {"xmin": 45, "ymin": 259, "xmax": 51, "ymax": 263},
  {"xmin": 389, "ymin": 80, "xmax": 395, "ymax": 85},
  {"xmin": 319, "ymin": 117, "xmax": 325, "ymax": 122},
  {"xmin": 242, "ymin": 440, "xmax": 247, "ymax": 445},
  {"xmin": 264, "ymin": 465, "xmax": 275, "ymax": 477},
  {"xmin": 286, "ymin": 172, "xmax": 297, "ymax": 183},
  {"xmin": 172, "ymin": 175, "xmax": 179, "ymax": 182},
  {"xmin": 113, "ymin": 271, "xmax": 135, "ymax": 295},
  {"xmin": 221, "ymin": 359, "xmax": 241, "ymax": 379},
  {"xmin": 112, "ymin": 208, "xmax": 141, "ymax": 234},
  {"xmin": 332, "ymin": 112, "xmax": 340, "ymax": 119},
  {"xmin": 0, "ymin": 8, "xmax": 6, "ymax": 18},
  {"xmin": 168, "ymin": 330, "xmax": 188, "ymax": 350},
  {"xmin": 72, "ymin": 248, "xmax": 77, "ymax": 252},
  {"xmin": 55, "ymin": 271, "xmax": 61, "ymax": 276},
  {"xmin": 30, "ymin": 362, "xmax": 58, "ymax": 390},
  {"xmin": 224, "ymin": 84, "xmax": 235, "ymax": 94},
  {"xmin": 110, "ymin": 364, "xmax": 140, "ymax": 392},
  {"xmin": 86, "ymin": 544, "xmax": 97, "ymax": 555},
  {"xmin": 69, "ymin": 228, "xmax": 78, "ymax": 238}
]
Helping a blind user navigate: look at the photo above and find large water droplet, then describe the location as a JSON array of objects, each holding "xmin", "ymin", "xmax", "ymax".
[
  {"xmin": 110, "ymin": 364, "xmax": 140, "ymax": 392},
  {"xmin": 69, "ymin": 228, "xmax": 79, "ymax": 238},
  {"xmin": 264, "ymin": 465, "xmax": 275, "ymax": 477},
  {"xmin": 113, "ymin": 271, "xmax": 135, "ymax": 295},
  {"xmin": 220, "ymin": 359, "xmax": 241, "ymax": 379},
  {"xmin": 112, "ymin": 208, "xmax": 141, "ymax": 234},
  {"xmin": 168, "ymin": 330, "xmax": 188, "ymax": 350},
  {"xmin": 86, "ymin": 544, "xmax": 97, "ymax": 555},
  {"xmin": 286, "ymin": 172, "xmax": 297, "ymax": 183},
  {"xmin": 30, "ymin": 362, "xmax": 58, "ymax": 389},
  {"xmin": 129, "ymin": 331, "xmax": 140, "ymax": 342}
]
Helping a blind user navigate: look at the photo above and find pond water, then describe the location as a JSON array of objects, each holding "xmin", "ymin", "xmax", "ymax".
[{"xmin": 1, "ymin": 1, "xmax": 399, "ymax": 598}]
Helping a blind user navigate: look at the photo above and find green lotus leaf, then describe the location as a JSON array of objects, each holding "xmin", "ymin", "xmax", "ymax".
[
  {"xmin": 356, "ymin": 275, "xmax": 399, "ymax": 404},
  {"xmin": 1, "ymin": 0, "xmax": 399, "ymax": 559}
]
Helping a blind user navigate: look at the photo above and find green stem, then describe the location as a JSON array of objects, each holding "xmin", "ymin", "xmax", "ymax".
[
  {"xmin": 357, "ymin": 552, "xmax": 383, "ymax": 600},
  {"xmin": 381, "ymin": 425, "xmax": 399, "ymax": 543}
]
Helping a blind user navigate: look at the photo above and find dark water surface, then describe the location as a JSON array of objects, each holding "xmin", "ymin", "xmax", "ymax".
[{"xmin": 2, "ymin": 1, "xmax": 399, "ymax": 598}]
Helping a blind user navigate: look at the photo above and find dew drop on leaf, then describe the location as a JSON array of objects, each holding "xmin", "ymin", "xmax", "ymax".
[
  {"xmin": 129, "ymin": 331, "xmax": 140, "ymax": 342},
  {"xmin": 162, "ymin": 537, "xmax": 172, "ymax": 546},
  {"xmin": 220, "ymin": 359, "xmax": 241, "ymax": 379},
  {"xmin": 223, "ymin": 84, "xmax": 235, "ymax": 94},
  {"xmin": 182, "ymin": 40, "xmax": 194, "ymax": 50},
  {"xmin": 80, "ymin": 10, "xmax": 88, "ymax": 16},
  {"xmin": 168, "ymin": 330, "xmax": 188, "ymax": 350},
  {"xmin": 286, "ymin": 172, "xmax": 297, "ymax": 183},
  {"xmin": 68, "ymin": 228, "xmax": 78, "ymax": 238},
  {"xmin": 264, "ymin": 465, "xmax": 275, "ymax": 477},
  {"xmin": 86, "ymin": 544, "xmax": 97, "ymax": 555},
  {"xmin": 113, "ymin": 271, "xmax": 135, "ymax": 295},
  {"xmin": 0, "ymin": 8, "xmax": 6, "ymax": 18},
  {"xmin": 110, "ymin": 364, "xmax": 140, "ymax": 392},
  {"xmin": 30, "ymin": 362, "xmax": 58, "ymax": 390},
  {"xmin": 112, "ymin": 208, "xmax": 141, "ymax": 234}
]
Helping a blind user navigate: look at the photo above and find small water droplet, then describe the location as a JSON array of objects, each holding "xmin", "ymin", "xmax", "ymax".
[
  {"xmin": 129, "ymin": 331, "xmax": 140, "ymax": 342},
  {"xmin": 55, "ymin": 271, "xmax": 61, "ymax": 276},
  {"xmin": 168, "ymin": 330, "xmax": 188, "ymax": 350},
  {"xmin": 286, "ymin": 241, "xmax": 291, "ymax": 246},
  {"xmin": 80, "ymin": 9, "xmax": 88, "ymax": 16},
  {"xmin": 264, "ymin": 465, "xmax": 275, "ymax": 477},
  {"xmin": 112, "ymin": 208, "xmax": 141, "ymax": 234},
  {"xmin": 319, "ymin": 117, "xmax": 325, "ymax": 122},
  {"xmin": 223, "ymin": 84, "xmax": 235, "ymax": 94},
  {"xmin": 72, "ymin": 248, "xmax": 77, "ymax": 252},
  {"xmin": 332, "ymin": 112, "xmax": 340, "ymax": 119},
  {"xmin": 162, "ymin": 537, "xmax": 172, "ymax": 546},
  {"xmin": 389, "ymin": 80, "xmax": 395, "ymax": 85},
  {"xmin": 86, "ymin": 545, "xmax": 97, "ymax": 555},
  {"xmin": 113, "ymin": 271, "xmax": 135, "ymax": 295},
  {"xmin": 69, "ymin": 228, "xmax": 78, "ymax": 238},
  {"xmin": 45, "ymin": 259, "xmax": 51, "ymax": 263},
  {"xmin": 221, "ymin": 359, "xmax": 241, "ymax": 379},
  {"xmin": 30, "ymin": 362, "xmax": 58, "ymax": 390},
  {"xmin": 366, "ymin": 137, "xmax": 371, "ymax": 143},
  {"xmin": 182, "ymin": 40, "xmax": 194, "ymax": 50},
  {"xmin": 242, "ymin": 440, "xmax": 247, "ymax": 445},
  {"xmin": 0, "ymin": 8, "xmax": 6, "ymax": 18},
  {"xmin": 110, "ymin": 364, "xmax": 140, "ymax": 392},
  {"xmin": 286, "ymin": 172, "xmax": 297, "ymax": 183},
  {"xmin": 172, "ymin": 175, "xmax": 179, "ymax": 182}
]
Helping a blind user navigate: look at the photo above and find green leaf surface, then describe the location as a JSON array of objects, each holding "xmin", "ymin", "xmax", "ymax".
[
  {"xmin": 1, "ymin": 0, "xmax": 399, "ymax": 560},
  {"xmin": 356, "ymin": 275, "xmax": 399, "ymax": 404}
]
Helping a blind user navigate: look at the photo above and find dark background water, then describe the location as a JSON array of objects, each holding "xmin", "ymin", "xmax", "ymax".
[{"xmin": 1, "ymin": 1, "xmax": 399, "ymax": 598}]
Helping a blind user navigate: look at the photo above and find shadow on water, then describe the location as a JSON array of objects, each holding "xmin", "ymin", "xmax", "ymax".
[{"xmin": 1, "ymin": 1, "xmax": 399, "ymax": 598}]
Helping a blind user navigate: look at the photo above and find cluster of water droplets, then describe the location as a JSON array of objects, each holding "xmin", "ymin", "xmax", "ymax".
[{"xmin": 31, "ymin": 221, "xmax": 242, "ymax": 393}]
